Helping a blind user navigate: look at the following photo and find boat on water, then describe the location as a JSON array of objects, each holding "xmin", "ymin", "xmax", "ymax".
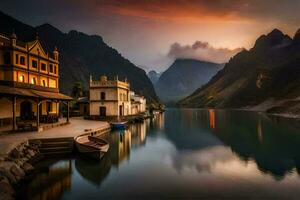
[
  {"xmin": 75, "ymin": 135, "xmax": 109, "ymax": 160},
  {"xmin": 110, "ymin": 121, "xmax": 128, "ymax": 130}
]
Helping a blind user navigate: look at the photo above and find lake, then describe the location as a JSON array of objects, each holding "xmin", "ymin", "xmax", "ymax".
[{"xmin": 18, "ymin": 109, "xmax": 300, "ymax": 200}]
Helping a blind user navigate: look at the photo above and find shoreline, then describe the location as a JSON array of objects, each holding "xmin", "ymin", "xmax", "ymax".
[{"xmin": 0, "ymin": 118, "xmax": 111, "ymax": 199}]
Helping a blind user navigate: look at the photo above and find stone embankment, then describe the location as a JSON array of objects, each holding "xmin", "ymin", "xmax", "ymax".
[{"xmin": 0, "ymin": 141, "xmax": 42, "ymax": 200}]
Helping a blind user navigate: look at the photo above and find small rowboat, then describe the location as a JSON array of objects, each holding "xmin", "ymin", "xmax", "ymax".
[
  {"xmin": 75, "ymin": 135, "xmax": 109, "ymax": 160},
  {"xmin": 110, "ymin": 121, "xmax": 128, "ymax": 130}
]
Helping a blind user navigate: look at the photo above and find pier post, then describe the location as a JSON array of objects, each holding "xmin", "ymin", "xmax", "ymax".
[{"xmin": 67, "ymin": 101, "xmax": 70, "ymax": 123}]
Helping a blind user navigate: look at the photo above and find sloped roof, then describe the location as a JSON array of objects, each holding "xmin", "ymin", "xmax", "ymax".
[{"xmin": 0, "ymin": 85, "xmax": 72, "ymax": 100}]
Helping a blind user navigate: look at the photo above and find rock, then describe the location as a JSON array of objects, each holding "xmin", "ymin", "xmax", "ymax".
[
  {"xmin": 27, "ymin": 149, "xmax": 35, "ymax": 158},
  {"xmin": 22, "ymin": 163, "xmax": 34, "ymax": 174},
  {"xmin": 0, "ymin": 177, "xmax": 14, "ymax": 200},
  {"xmin": 10, "ymin": 165, "xmax": 25, "ymax": 179},
  {"xmin": 9, "ymin": 149, "xmax": 20, "ymax": 159},
  {"xmin": 0, "ymin": 167, "xmax": 17, "ymax": 185}
]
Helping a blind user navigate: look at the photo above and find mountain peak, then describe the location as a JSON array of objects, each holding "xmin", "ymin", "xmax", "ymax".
[
  {"xmin": 293, "ymin": 28, "xmax": 300, "ymax": 43},
  {"xmin": 253, "ymin": 28, "xmax": 292, "ymax": 50}
]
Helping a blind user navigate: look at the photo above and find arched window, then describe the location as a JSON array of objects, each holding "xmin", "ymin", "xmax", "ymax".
[
  {"xmin": 100, "ymin": 92, "xmax": 105, "ymax": 100},
  {"xmin": 19, "ymin": 75, "xmax": 25, "ymax": 82},
  {"xmin": 31, "ymin": 77, "xmax": 37, "ymax": 85}
]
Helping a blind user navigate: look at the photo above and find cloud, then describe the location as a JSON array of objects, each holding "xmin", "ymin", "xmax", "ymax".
[{"xmin": 167, "ymin": 41, "xmax": 243, "ymax": 63}]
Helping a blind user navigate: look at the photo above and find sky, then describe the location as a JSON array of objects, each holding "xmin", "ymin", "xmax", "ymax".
[{"xmin": 1, "ymin": 0, "xmax": 300, "ymax": 72}]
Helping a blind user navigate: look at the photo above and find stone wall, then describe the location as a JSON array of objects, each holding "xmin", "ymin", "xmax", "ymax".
[{"xmin": 0, "ymin": 141, "xmax": 42, "ymax": 200}]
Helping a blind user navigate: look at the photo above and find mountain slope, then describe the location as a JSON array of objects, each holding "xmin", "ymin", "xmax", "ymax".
[
  {"xmin": 0, "ymin": 11, "xmax": 158, "ymax": 103},
  {"xmin": 179, "ymin": 29, "xmax": 300, "ymax": 110},
  {"xmin": 155, "ymin": 59, "xmax": 223, "ymax": 103},
  {"xmin": 147, "ymin": 70, "xmax": 161, "ymax": 85}
]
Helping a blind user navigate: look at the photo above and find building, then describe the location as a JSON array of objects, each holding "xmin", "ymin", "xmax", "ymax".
[
  {"xmin": 0, "ymin": 32, "xmax": 72, "ymax": 131},
  {"xmin": 89, "ymin": 75, "xmax": 131, "ymax": 118},
  {"xmin": 88, "ymin": 75, "xmax": 146, "ymax": 118},
  {"xmin": 130, "ymin": 91, "xmax": 146, "ymax": 115}
]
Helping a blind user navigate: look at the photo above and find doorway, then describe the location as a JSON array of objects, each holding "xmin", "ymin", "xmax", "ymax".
[
  {"xmin": 119, "ymin": 105, "xmax": 123, "ymax": 116},
  {"xmin": 20, "ymin": 101, "xmax": 32, "ymax": 120},
  {"xmin": 99, "ymin": 106, "xmax": 106, "ymax": 117}
]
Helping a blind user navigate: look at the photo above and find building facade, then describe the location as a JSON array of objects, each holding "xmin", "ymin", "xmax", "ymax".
[
  {"xmin": 0, "ymin": 32, "xmax": 71, "ymax": 131},
  {"xmin": 89, "ymin": 75, "xmax": 146, "ymax": 118},
  {"xmin": 89, "ymin": 75, "xmax": 131, "ymax": 117}
]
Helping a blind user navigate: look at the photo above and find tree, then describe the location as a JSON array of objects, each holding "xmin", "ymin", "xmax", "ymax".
[{"xmin": 71, "ymin": 82, "xmax": 83, "ymax": 98}]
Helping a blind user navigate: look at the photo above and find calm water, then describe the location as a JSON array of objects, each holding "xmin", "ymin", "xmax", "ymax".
[{"xmin": 18, "ymin": 109, "xmax": 300, "ymax": 200}]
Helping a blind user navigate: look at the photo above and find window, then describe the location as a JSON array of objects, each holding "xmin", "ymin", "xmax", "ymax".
[
  {"xmin": 20, "ymin": 56, "xmax": 25, "ymax": 65},
  {"xmin": 31, "ymin": 77, "xmax": 37, "ymax": 85},
  {"xmin": 54, "ymin": 65, "xmax": 57, "ymax": 74},
  {"xmin": 19, "ymin": 75, "xmax": 25, "ymax": 82},
  {"xmin": 120, "ymin": 93, "xmax": 122, "ymax": 101},
  {"xmin": 47, "ymin": 102, "xmax": 52, "ymax": 113},
  {"xmin": 49, "ymin": 64, "xmax": 53, "ymax": 73},
  {"xmin": 42, "ymin": 80, "xmax": 46, "ymax": 87},
  {"xmin": 100, "ymin": 92, "xmax": 106, "ymax": 100},
  {"xmin": 15, "ymin": 54, "xmax": 19, "ymax": 64},
  {"xmin": 41, "ymin": 63, "xmax": 46, "ymax": 71},
  {"xmin": 3, "ymin": 52, "xmax": 11, "ymax": 64},
  {"xmin": 32, "ymin": 60, "xmax": 37, "ymax": 68}
]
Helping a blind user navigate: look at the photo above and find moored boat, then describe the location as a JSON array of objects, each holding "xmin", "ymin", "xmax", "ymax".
[
  {"xmin": 110, "ymin": 121, "xmax": 128, "ymax": 130},
  {"xmin": 75, "ymin": 135, "xmax": 109, "ymax": 160}
]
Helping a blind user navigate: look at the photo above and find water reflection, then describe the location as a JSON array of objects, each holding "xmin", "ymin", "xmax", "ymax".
[
  {"xmin": 19, "ymin": 109, "xmax": 300, "ymax": 199},
  {"xmin": 20, "ymin": 160, "xmax": 72, "ymax": 200}
]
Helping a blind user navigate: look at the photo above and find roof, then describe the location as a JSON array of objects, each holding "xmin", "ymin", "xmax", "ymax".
[
  {"xmin": 0, "ymin": 85, "xmax": 72, "ymax": 100},
  {"xmin": 77, "ymin": 97, "xmax": 89, "ymax": 103}
]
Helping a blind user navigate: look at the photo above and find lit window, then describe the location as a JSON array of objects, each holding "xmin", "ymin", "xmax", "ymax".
[
  {"xmin": 42, "ymin": 80, "xmax": 46, "ymax": 87},
  {"xmin": 19, "ymin": 75, "xmax": 25, "ymax": 82},
  {"xmin": 31, "ymin": 77, "xmax": 37, "ymax": 85}
]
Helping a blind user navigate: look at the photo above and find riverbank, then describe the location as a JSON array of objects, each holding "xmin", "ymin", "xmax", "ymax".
[{"xmin": 0, "ymin": 117, "xmax": 110, "ymax": 199}]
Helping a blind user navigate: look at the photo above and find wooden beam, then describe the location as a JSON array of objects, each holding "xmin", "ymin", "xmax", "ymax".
[
  {"xmin": 12, "ymin": 96, "xmax": 16, "ymax": 131},
  {"xmin": 37, "ymin": 99, "xmax": 40, "ymax": 129}
]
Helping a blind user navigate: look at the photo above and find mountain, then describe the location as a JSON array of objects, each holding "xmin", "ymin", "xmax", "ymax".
[
  {"xmin": 155, "ymin": 59, "xmax": 223, "ymax": 103},
  {"xmin": 147, "ymin": 70, "xmax": 161, "ymax": 85},
  {"xmin": 179, "ymin": 29, "xmax": 300, "ymax": 114},
  {"xmin": 0, "ymin": 11, "xmax": 158, "ymax": 103}
]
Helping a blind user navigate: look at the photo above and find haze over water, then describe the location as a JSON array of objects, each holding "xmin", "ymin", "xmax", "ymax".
[{"xmin": 20, "ymin": 109, "xmax": 300, "ymax": 199}]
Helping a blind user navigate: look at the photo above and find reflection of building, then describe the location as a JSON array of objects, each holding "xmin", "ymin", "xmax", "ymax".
[
  {"xmin": 110, "ymin": 130, "xmax": 132, "ymax": 166},
  {"xmin": 89, "ymin": 75, "xmax": 131, "ymax": 117},
  {"xmin": 27, "ymin": 160, "xmax": 72, "ymax": 200},
  {"xmin": 257, "ymin": 117, "xmax": 263, "ymax": 143},
  {"xmin": 209, "ymin": 109, "xmax": 215, "ymax": 129},
  {"xmin": 0, "ymin": 32, "xmax": 72, "ymax": 131},
  {"xmin": 130, "ymin": 122, "xmax": 146, "ymax": 146}
]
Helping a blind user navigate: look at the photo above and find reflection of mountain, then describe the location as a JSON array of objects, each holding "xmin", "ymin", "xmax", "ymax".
[
  {"xmin": 163, "ymin": 109, "xmax": 222, "ymax": 150},
  {"xmin": 209, "ymin": 110, "xmax": 300, "ymax": 179},
  {"xmin": 24, "ymin": 160, "xmax": 72, "ymax": 200},
  {"xmin": 75, "ymin": 156, "xmax": 111, "ymax": 186}
]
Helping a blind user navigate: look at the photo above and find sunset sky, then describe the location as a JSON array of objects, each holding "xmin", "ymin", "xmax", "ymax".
[{"xmin": 1, "ymin": 0, "xmax": 300, "ymax": 71}]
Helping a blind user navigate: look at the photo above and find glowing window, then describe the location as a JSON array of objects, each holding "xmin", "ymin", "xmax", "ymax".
[
  {"xmin": 19, "ymin": 75, "xmax": 25, "ymax": 82},
  {"xmin": 31, "ymin": 77, "xmax": 37, "ymax": 85}
]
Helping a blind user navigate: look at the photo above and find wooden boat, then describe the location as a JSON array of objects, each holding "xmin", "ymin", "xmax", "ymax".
[
  {"xmin": 75, "ymin": 135, "xmax": 109, "ymax": 160},
  {"xmin": 110, "ymin": 121, "xmax": 128, "ymax": 130}
]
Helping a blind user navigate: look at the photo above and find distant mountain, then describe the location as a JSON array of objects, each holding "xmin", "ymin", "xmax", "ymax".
[
  {"xmin": 0, "ymin": 11, "xmax": 159, "ymax": 103},
  {"xmin": 155, "ymin": 59, "xmax": 223, "ymax": 103},
  {"xmin": 147, "ymin": 70, "xmax": 161, "ymax": 84},
  {"xmin": 179, "ymin": 29, "xmax": 300, "ymax": 114}
]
